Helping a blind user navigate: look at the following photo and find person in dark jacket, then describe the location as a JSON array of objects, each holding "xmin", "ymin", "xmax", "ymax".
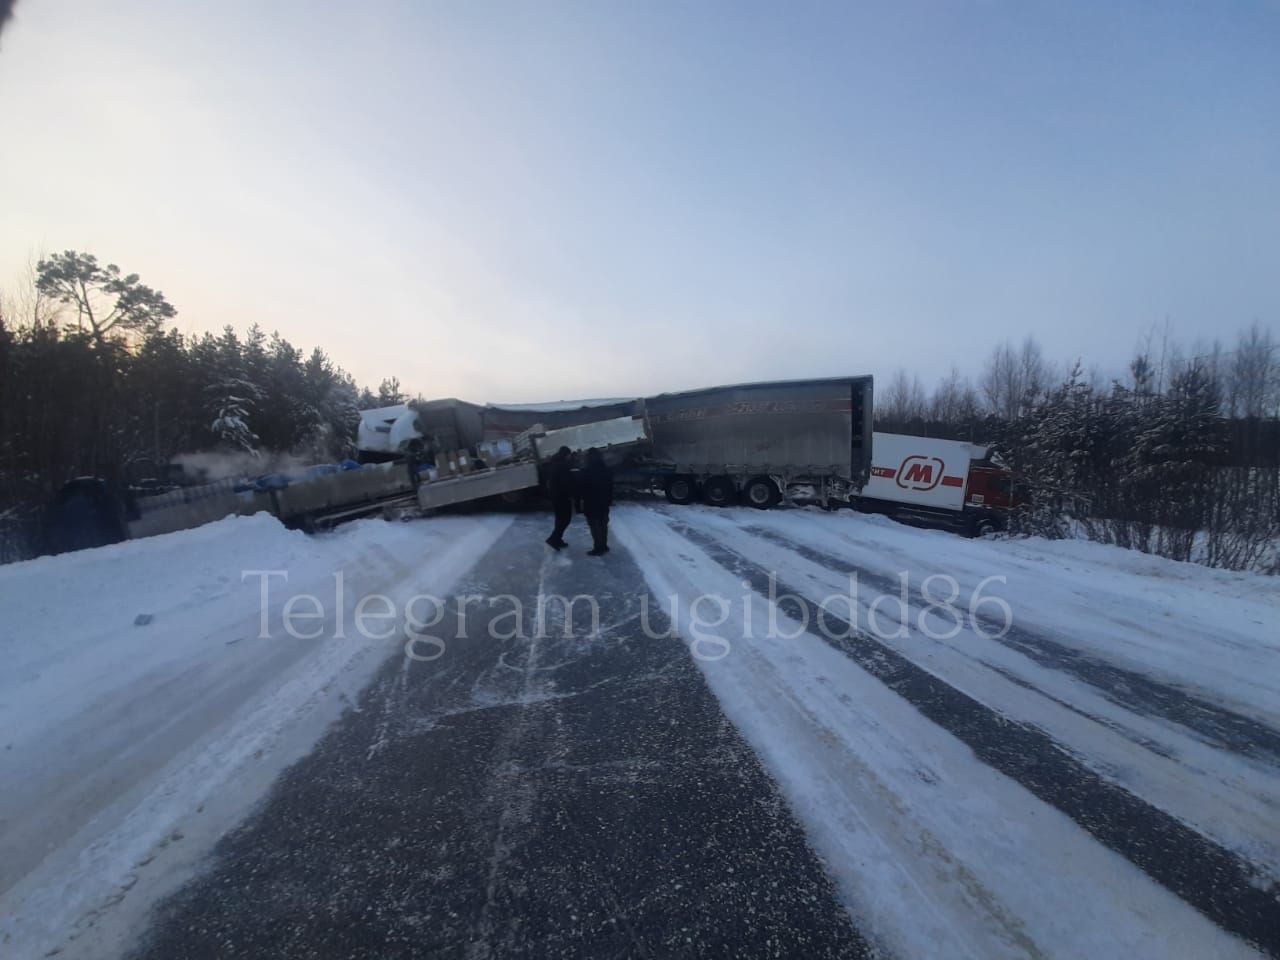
[
  {"xmin": 545, "ymin": 446, "xmax": 575, "ymax": 550},
  {"xmin": 579, "ymin": 447, "xmax": 613, "ymax": 556}
]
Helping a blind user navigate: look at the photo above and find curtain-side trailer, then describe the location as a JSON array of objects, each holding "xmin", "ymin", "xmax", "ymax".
[
  {"xmin": 631, "ymin": 376, "xmax": 874, "ymax": 508},
  {"xmin": 469, "ymin": 379, "xmax": 874, "ymax": 509}
]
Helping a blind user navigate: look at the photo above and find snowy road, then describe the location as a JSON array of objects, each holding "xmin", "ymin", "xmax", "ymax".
[{"xmin": 2, "ymin": 504, "xmax": 1277, "ymax": 958}]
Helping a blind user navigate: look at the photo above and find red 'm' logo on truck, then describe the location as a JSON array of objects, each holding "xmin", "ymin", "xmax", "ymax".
[{"xmin": 896, "ymin": 456, "xmax": 944, "ymax": 491}]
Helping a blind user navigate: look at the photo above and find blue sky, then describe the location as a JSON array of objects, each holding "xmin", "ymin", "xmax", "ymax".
[{"xmin": 1, "ymin": 1, "xmax": 1277, "ymax": 401}]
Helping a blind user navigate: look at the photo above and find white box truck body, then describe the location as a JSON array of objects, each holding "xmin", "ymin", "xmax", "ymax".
[{"xmin": 857, "ymin": 432, "xmax": 1011, "ymax": 535}]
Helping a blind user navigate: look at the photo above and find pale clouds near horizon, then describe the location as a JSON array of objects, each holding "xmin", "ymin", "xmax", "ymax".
[{"xmin": 2, "ymin": 1, "xmax": 1277, "ymax": 402}]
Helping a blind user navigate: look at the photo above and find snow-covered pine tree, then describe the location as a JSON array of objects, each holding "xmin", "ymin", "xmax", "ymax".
[{"xmin": 207, "ymin": 377, "xmax": 261, "ymax": 456}]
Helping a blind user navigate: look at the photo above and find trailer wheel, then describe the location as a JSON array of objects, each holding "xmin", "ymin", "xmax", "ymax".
[
  {"xmin": 702, "ymin": 476, "xmax": 736, "ymax": 507},
  {"xmin": 664, "ymin": 475, "xmax": 697, "ymax": 505},
  {"xmin": 743, "ymin": 476, "xmax": 780, "ymax": 509}
]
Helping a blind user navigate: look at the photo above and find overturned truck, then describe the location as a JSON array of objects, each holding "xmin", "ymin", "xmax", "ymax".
[
  {"xmin": 121, "ymin": 375, "xmax": 872, "ymax": 543},
  {"xmin": 126, "ymin": 415, "xmax": 649, "ymax": 539}
]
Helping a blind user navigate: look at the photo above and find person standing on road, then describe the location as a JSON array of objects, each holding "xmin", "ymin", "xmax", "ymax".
[
  {"xmin": 545, "ymin": 446, "xmax": 575, "ymax": 550},
  {"xmin": 580, "ymin": 447, "xmax": 613, "ymax": 556}
]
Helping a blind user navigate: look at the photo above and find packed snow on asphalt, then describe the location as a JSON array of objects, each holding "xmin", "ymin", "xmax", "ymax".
[{"xmin": 0, "ymin": 504, "xmax": 1276, "ymax": 959}]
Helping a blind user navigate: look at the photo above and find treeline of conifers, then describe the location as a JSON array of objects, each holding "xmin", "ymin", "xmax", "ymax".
[
  {"xmin": 875, "ymin": 325, "xmax": 1280, "ymax": 572},
  {"xmin": 3, "ymin": 252, "xmax": 1277, "ymax": 571},
  {"xmin": 0, "ymin": 251, "xmax": 404, "ymax": 561}
]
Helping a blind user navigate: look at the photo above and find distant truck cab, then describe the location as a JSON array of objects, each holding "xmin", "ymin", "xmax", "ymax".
[
  {"xmin": 356, "ymin": 404, "xmax": 421, "ymax": 463},
  {"xmin": 855, "ymin": 432, "xmax": 1014, "ymax": 536}
]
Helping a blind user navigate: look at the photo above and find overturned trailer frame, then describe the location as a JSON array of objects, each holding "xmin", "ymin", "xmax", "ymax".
[{"xmin": 124, "ymin": 416, "xmax": 651, "ymax": 539}]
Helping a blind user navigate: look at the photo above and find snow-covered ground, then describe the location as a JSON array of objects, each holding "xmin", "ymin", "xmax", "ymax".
[
  {"xmin": 611, "ymin": 504, "xmax": 1280, "ymax": 959},
  {"xmin": 0, "ymin": 512, "xmax": 512, "ymax": 959},
  {"xmin": 2, "ymin": 504, "xmax": 1277, "ymax": 959}
]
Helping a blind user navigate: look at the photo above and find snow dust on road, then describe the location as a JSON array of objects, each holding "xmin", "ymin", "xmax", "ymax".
[{"xmin": 1, "ymin": 502, "xmax": 1277, "ymax": 959}]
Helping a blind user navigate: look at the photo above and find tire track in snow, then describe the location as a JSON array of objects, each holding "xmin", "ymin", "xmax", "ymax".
[
  {"xmin": 662, "ymin": 514, "xmax": 1280, "ymax": 956},
  {"xmin": 743, "ymin": 522, "xmax": 1280, "ymax": 767},
  {"xmin": 671, "ymin": 509, "xmax": 1280, "ymax": 888}
]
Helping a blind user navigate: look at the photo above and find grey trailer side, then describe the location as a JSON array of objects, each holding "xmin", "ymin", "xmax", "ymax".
[
  {"xmin": 127, "ymin": 480, "xmax": 271, "ymax": 539},
  {"xmin": 416, "ymin": 461, "xmax": 541, "ymax": 511},
  {"xmin": 271, "ymin": 461, "xmax": 419, "ymax": 529},
  {"xmin": 637, "ymin": 376, "xmax": 873, "ymax": 508}
]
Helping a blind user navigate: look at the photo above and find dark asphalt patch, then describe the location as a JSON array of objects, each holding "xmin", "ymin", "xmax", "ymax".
[
  {"xmin": 667, "ymin": 517, "xmax": 1280, "ymax": 957},
  {"xmin": 744, "ymin": 523, "xmax": 1280, "ymax": 767},
  {"xmin": 128, "ymin": 517, "xmax": 873, "ymax": 960}
]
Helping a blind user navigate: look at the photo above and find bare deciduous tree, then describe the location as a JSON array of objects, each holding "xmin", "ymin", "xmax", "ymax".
[
  {"xmin": 979, "ymin": 336, "xmax": 1048, "ymax": 419},
  {"xmin": 0, "ymin": 254, "xmax": 61, "ymax": 329},
  {"xmin": 878, "ymin": 368, "xmax": 928, "ymax": 426},
  {"xmin": 1227, "ymin": 321, "xmax": 1276, "ymax": 419},
  {"xmin": 929, "ymin": 367, "xmax": 981, "ymax": 423}
]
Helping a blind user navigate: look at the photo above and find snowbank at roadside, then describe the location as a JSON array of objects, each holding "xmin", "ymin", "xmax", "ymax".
[
  {"xmin": 2, "ymin": 513, "xmax": 310, "ymax": 697},
  {"xmin": 997, "ymin": 526, "xmax": 1280, "ymax": 597},
  {"xmin": 791, "ymin": 508, "xmax": 1280, "ymax": 711}
]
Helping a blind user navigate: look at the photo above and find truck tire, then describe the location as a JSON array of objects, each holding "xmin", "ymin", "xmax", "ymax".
[
  {"xmin": 664, "ymin": 475, "xmax": 697, "ymax": 505},
  {"xmin": 743, "ymin": 476, "xmax": 780, "ymax": 509},
  {"xmin": 972, "ymin": 514, "xmax": 999, "ymax": 538},
  {"xmin": 702, "ymin": 476, "xmax": 736, "ymax": 507}
]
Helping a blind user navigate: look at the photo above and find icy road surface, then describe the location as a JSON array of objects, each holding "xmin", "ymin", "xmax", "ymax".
[{"xmin": 1, "ymin": 505, "xmax": 1277, "ymax": 959}]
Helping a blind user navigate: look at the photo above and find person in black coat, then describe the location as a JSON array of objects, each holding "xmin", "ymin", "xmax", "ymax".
[
  {"xmin": 579, "ymin": 447, "xmax": 613, "ymax": 556},
  {"xmin": 545, "ymin": 446, "xmax": 575, "ymax": 550}
]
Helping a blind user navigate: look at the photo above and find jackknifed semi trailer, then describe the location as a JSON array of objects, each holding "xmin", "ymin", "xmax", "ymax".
[
  {"xmin": 471, "ymin": 376, "xmax": 874, "ymax": 508},
  {"xmin": 56, "ymin": 375, "xmax": 874, "ymax": 550},
  {"xmin": 630, "ymin": 376, "xmax": 874, "ymax": 508}
]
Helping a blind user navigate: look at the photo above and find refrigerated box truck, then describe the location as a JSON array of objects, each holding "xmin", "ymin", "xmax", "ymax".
[{"xmin": 855, "ymin": 432, "xmax": 1013, "ymax": 536}]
